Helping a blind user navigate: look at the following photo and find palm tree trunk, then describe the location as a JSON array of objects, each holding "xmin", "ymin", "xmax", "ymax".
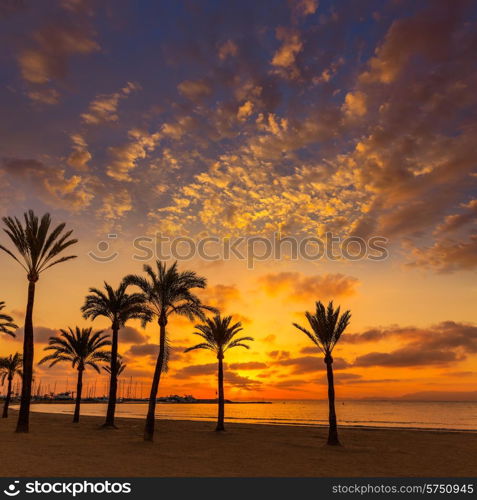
[
  {"xmin": 73, "ymin": 368, "xmax": 84, "ymax": 423},
  {"xmin": 216, "ymin": 355, "xmax": 225, "ymax": 431},
  {"xmin": 2, "ymin": 376, "xmax": 12, "ymax": 418},
  {"xmin": 103, "ymin": 324, "xmax": 119, "ymax": 428},
  {"xmin": 144, "ymin": 319, "xmax": 166, "ymax": 441},
  {"xmin": 325, "ymin": 354, "xmax": 340, "ymax": 446},
  {"xmin": 16, "ymin": 280, "xmax": 36, "ymax": 433}
]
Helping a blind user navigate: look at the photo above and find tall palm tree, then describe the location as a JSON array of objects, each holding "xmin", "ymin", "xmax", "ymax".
[
  {"xmin": 39, "ymin": 327, "xmax": 110, "ymax": 423},
  {"xmin": 185, "ymin": 315, "xmax": 253, "ymax": 431},
  {"xmin": 293, "ymin": 301, "xmax": 351, "ymax": 446},
  {"xmin": 0, "ymin": 353, "xmax": 22, "ymax": 418},
  {"xmin": 81, "ymin": 280, "xmax": 150, "ymax": 428},
  {"xmin": 0, "ymin": 211, "xmax": 77, "ymax": 433},
  {"xmin": 0, "ymin": 301, "xmax": 18, "ymax": 337},
  {"xmin": 124, "ymin": 260, "xmax": 217, "ymax": 441},
  {"xmin": 102, "ymin": 355, "xmax": 126, "ymax": 378}
]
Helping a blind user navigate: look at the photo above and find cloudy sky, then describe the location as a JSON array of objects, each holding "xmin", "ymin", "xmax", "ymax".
[{"xmin": 0, "ymin": 0, "xmax": 476, "ymax": 400}]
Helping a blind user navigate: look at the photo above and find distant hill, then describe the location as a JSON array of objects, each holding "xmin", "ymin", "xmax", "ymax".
[{"xmin": 399, "ymin": 391, "xmax": 477, "ymax": 402}]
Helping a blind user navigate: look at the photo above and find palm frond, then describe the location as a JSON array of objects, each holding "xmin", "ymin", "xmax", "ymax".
[
  {"xmin": 0, "ymin": 302, "xmax": 19, "ymax": 337},
  {"xmin": 184, "ymin": 343, "xmax": 215, "ymax": 353},
  {"xmin": 38, "ymin": 326, "xmax": 110, "ymax": 373},
  {"xmin": 0, "ymin": 352, "xmax": 23, "ymax": 380},
  {"xmin": 186, "ymin": 314, "xmax": 253, "ymax": 356}
]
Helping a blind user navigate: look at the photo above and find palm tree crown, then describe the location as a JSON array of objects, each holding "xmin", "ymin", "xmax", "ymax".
[
  {"xmin": 39, "ymin": 327, "xmax": 111, "ymax": 372},
  {"xmin": 185, "ymin": 315, "xmax": 253, "ymax": 358},
  {"xmin": 0, "ymin": 210, "xmax": 77, "ymax": 282},
  {"xmin": 293, "ymin": 301, "xmax": 351, "ymax": 358},
  {"xmin": 0, "ymin": 353, "xmax": 22, "ymax": 384},
  {"xmin": 0, "ymin": 302, "xmax": 18, "ymax": 337},
  {"xmin": 124, "ymin": 261, "xmax": 217, "ymax": 325},
  {"xmin": 81, "ymin": 280, "xmax": 151, "ymax": 328}
]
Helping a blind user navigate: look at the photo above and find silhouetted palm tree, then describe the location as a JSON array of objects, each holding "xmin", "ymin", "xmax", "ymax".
[
  {"xmin": 102, "ymin": 356, "xmax": 126, "ymax": 378},
  {"xmin": 185, "ymin": 315, "xmax": 253, "ymax": 431},
  {"xmin": 39, "ymin": 327, "xmax": 110, "ymax": 423},
  {"xmin": 0, "ymin": 302, "xmax": 18, "ymax": 337},
  {"xmin": 293, "ymin": 301, "xmax": 351, "ymax": 446},
  {"xmin": 0, "ymin": 353, "xmax": 22, "ymax": 418},
  {"xmin": 81, "ymin": 281, "xmax": 150, "ymax": 428},
  {"xmin": 0, "ymin": 211, "xmax": 77, "ymax": 432},
  {"xmin": 124, "ymin": 260, "xmax": 217, "ymax": 441}
]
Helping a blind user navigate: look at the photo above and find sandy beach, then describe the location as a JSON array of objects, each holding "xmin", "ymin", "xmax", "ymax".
[{"xmin": 1, "ymin": 411, "xmax": 476, "ymax": 477}]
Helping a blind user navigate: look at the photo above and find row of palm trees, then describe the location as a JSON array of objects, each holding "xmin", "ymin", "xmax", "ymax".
[
  {"xmin": 0, "ymin": 210, "xmax": 351, "ymax": 446},
  {"xmin": 0, "ymin": 313, "xmax": 254, "ymax": 433}
]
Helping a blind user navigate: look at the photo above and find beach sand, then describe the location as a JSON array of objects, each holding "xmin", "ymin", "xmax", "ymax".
[{"xmin": 1, "ymin": 411, "xmax": 476, "ymax": 477}]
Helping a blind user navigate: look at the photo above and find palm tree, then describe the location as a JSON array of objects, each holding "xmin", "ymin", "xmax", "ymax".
[
  {"xmin": 39, "ymin": 327, "xmax": 110, "ymax": 423},
  {"xmin": 185, "ymin": 315, "xmax": 253, "ymax": 431},
  {"xmin": 81, "ymin": 281, "xmax": 150, "ymax": 428},
  {"xmin": 293, "ymin": 301, "xmax": 351, "ymax": 446},
  {"xmin": 0, "ymin": 353, "xmax": 22, "ymax": 418},
  {"xmin": 102, "ymin": 355, "xmax": 126, "ymax": 378},
  {"xmin": 0, "ymin": 302, "xmax": 18, "ymax": 337},
  {"xmin": 124, "ymin": 260, "xmax": 217, "ymax": 441},
  {"xmin": 0, "ymin": 211, "xmax": 77, "ymax": 433}
]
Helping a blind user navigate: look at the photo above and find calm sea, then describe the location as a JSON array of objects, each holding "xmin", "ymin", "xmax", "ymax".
[{"xmin": 26, "ymin": 400, "xmax": 477, "ymax": 431}]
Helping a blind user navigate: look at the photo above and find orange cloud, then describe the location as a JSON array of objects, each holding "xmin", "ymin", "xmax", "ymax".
[
  {"xmin": 273, "ymin": 355, "xmax": 350, "ymax": 374},
  {"xmin": 197, "ymin": 284, "xmax": 241, "ymax": 311},
  {"xmin": 229, "ymin": 362, "xmax": 267, "ymax": 370},
  {"xmin": 67, "ymin": 134, "xmax": 91, "ymax": 171},
  {"xmin": 173, "ymin": 363, "xmax": 262, "ymax": 391},
  {"xmin": 407, "ymin": 235, "xmax": 477, "ymax": 273},
  {"xmin": 178, "ymin": 79, "xmax": 212, "ymax": 101},
  {"xmin": 359, "ymin": 3, "xmax": 465, "ymax": 84},
  {"xmin": 434, "ymin": 200, "xmax": 477, "ymax": 235},
  {"xmin": 290, "ymin": 0, "xmax": 318, "ymax": 19},
  {"xmin": 107, "ymin": 129, "xmax": 160, "ymax": 181},
  {"xmin": 237, "ymin": 100, "xmax": 254, "ymax": 121},
  {"xmin": 96, "ymin": 188, "xmax": 133, "ymax": 221},
  {"xmin": 348, "ymin": 321, "xmax": 477, "ymax": 367},
  {"xmin": 218, "ymin": 40, "xmax": 238, "ymax": 60},
  {"xmin": 342, "ymin": 91, "xmax": 367, "ymax": 118},
  {"xmin": 81, "ymin": 82, "xmax": 140, "ymax": 124},
  {"xmin": 26, "ymin": 88, "xmax": 60, "ymax": 105},
  {"xmin": 258, "ymin": 272, "xmax": 359, "ymax": 301},
  {"xmin": 107, "ymin": 326, "xmax": 148, "ymax": 345},
  {"xmin": 1, "ymin": 158, "xmax": 94, "ymax": 211},
  {"xmin": 18, "ymin": 24, "xmax": 98, "ymax": 84},
  {"xmin": 271, "ymin": 28, "xmax": 302, "ymax": 79}
]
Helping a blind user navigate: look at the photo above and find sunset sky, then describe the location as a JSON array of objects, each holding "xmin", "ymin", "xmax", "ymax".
[{"xmin": 0, "ymin": 0, "xmax": 476, "ymax": 401}]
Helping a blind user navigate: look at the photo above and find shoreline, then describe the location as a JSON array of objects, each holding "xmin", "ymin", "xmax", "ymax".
[
  {"xmin": 23, "ymin": 400, "xmax": 272, "ymax": 405},
  {"xmin": 1, "ymin": 411, "xmax": 476, "ymax": 477},
  {"xmin": 20, "ymin": 406, "xmax": 477, "ymax": 434}
]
